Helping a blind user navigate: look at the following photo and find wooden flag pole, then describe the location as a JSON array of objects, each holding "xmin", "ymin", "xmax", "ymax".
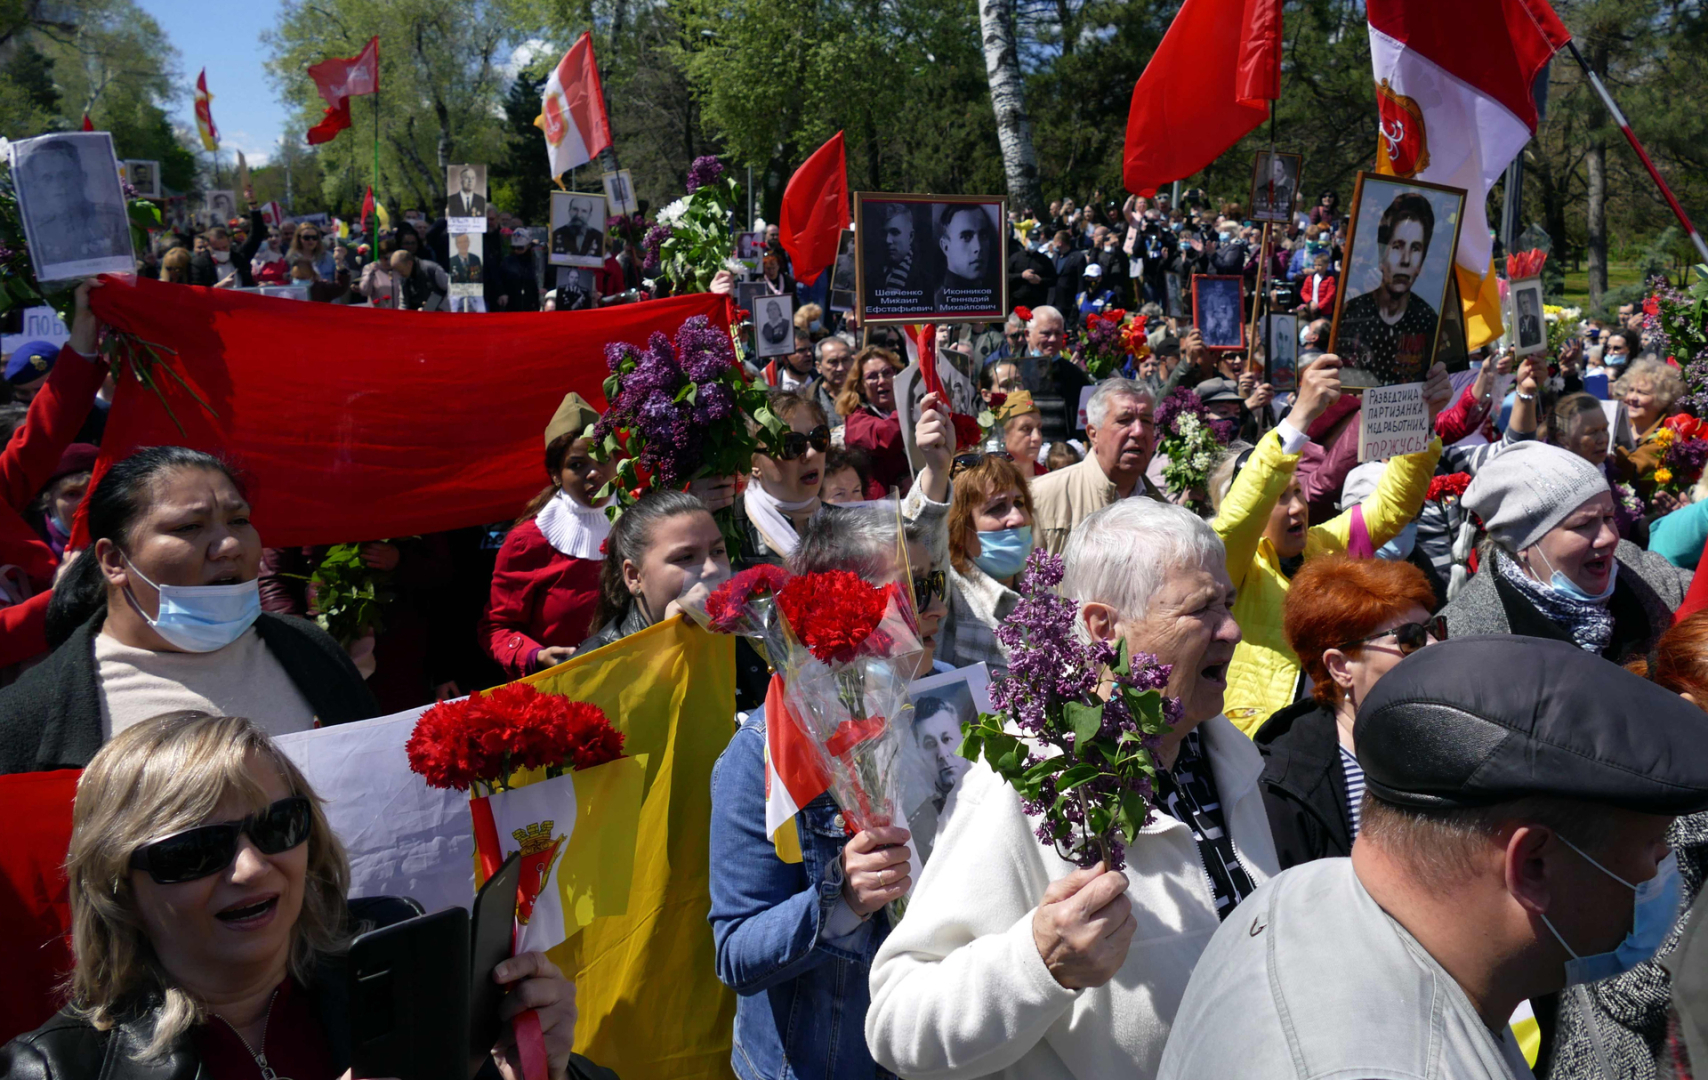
[{"xmin": 1248, "ymin": 221, "xmax": 1272, "ymax": 377}]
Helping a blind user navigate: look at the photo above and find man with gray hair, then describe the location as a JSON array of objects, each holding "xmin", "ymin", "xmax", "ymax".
[
  {"xmin": 1030, "ymin": 378, "xmax": 1162, "ymax": 554},
  {"xmin": 813, "ymin": 335, "xmax": 855, "ymax": 427},
  {"xmin": 867, "ymin": 499, "xmax": 1276, "ymax": 1080}
]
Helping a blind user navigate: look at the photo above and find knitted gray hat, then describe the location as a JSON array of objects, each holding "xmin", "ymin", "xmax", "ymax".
[
  {"xmin": 1461, "ymin": 441, "xmax": 1610, "ymax": 551},
  {"xmin": 1339, "ymin": 460, "xmax": 1386, "ymax": 512}
]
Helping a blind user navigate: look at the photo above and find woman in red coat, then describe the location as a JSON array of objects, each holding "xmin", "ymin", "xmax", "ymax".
[
  {"xmin": 836, "ymin": 346, "xmax": 909, "ymax": 497},
  {"xmin": 480, "ymin": 393, "xmax": 617, "ymax": 677}
]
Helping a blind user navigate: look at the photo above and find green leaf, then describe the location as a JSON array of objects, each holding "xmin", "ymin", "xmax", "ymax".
[
  {"xmin": 1111, "ymin": 638, "xmax": 1131, "ymax": 677},
  {"xmin": 603, "ymin": 374, "xmax": 622, "ymax": 401},
  {"xmin": 1057, "ymin": 762, "xmax": 1102, "ymax": 792},
  {"xmin": 1064, "ymin": 700, "xmax": 1105, "ymax": 747},
  {"xmin": 1116, "ymin": 790, "xmax": 1151, "ymax": 844}
]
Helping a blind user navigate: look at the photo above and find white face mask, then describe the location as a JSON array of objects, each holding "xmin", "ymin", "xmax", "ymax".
[{"xmin": 122, "ymin": 556, "xmax": 261, "ymax": 653}]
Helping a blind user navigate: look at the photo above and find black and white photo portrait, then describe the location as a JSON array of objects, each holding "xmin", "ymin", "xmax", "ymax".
[
  {"xmin": 1511, "ymin": 277, "xmax": 1546, "ymax": 357},
  {"xmin": 1266, "ymin": 313, "xmax": 1298, "ymax": 393},
  {"xmin": 10, "ymin": 132, "xmax": 135, "ymax": 282},
  {"xmin": 1192, "ymin": 275, "xmax": 1245, "ymax": 351},
  {"xmin": 206, "ymin": 189, "xmax": 236, "ymax": 226},
  {"xmin": 124, "ymin": 159, "xmax": 161, "ymax": 199},
  {"xmin": 448, "ymin": 232, "xmax": 483, "ymax": 298},
  {"xmin": 828, "ymin": 228, "xmax": 857, "ymax": 311},
  {"xmin": 555, "ymin": 266, "xmax": 597, "ymax": 311},
  {"xmin": 753, "ymin": 294, "xmax": 796, "ymax": 359},
  {"xmin": 549, "ymin": 191, "xmax": 606, "ymax": 268},
  {"xmin": 1330, "ymin": 173, "xmax": 1466, "ymax": 388},
  {"xmin": 1250, "ymin": 151, "xmax": 1302, "ymax": 225},
  {"xmin": 445, "ymin": 163, "xmax": 488, "ymax": 231},
  {"xmin": 602, "ymin": 169, "xmax": 637, "ymax": 216},
  {"xmin": 855, "ymin": 193, "xmax": 1006, "ymax": 323}
]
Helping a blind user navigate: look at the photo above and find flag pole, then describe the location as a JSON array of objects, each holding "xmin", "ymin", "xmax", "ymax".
[
  {"xmin": 1565, "ymin": 39, "xmax": 1708, "ymax": 264},
  {"xmin": 371, "ymin": 84, "xmax": 380, "ymax": 255}
]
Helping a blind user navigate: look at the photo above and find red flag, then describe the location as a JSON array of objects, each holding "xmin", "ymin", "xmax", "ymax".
[
  {"xmin": 304, "ymin": 37, "xmax": 378, "ymax": 146},
  {"xmin": 537, "ymin": 32, "xmax": 613, "ymax": 179},
  {"xmin": 194, "ymin": 69, "xmax": 219, "ymax": 151},
  {"xmin": 0, "ymin": 769, "xmax": 78, "ymax": 1044},
  {"xmin": 79, "ymin": 113, "xmax": 93, "ymax": 132},
  {"xmin": 1122, "ymin": 0, "xmax": 1282, "ymax": 196},
  {"xmin": 778, "ymin": 131, "xmax": 848, "ymax": 286},
  {"xmin": 359, "ymin": 185, "xmax": 375, "ymax": 234}
]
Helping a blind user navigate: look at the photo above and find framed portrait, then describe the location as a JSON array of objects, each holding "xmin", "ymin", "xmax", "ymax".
[
  {"xmin": 1508, "ymin": 276, "xmax": 1547, "ymax": 358},
  {"xmin": 828, "ymin": 228, "xmax": 857, "ymax": 311},
  {"xmin": 854, "ymin": 192, "xmax": 1006, "ymax": 324},
  {"xmin": 753, "ymin": 293, "xmax": 796, "ymax": 358},
  {"xmin": 1329, "ymin": 172, "xmax": 1467, "ymax": 389},
  {"xmin": 1166, "ymin": 272, "xmax": 1187, "ymax": 319},
  {"xmin": 9, "ymin": 132, "xmax": 135, "ymax": 283},
  {"xmin": 896, "ymin": 355, "xmax": 979, "ymax": 473},
  {"xmin": 548, "ymin": 191, "xmax": 606, "ymax": 268},
  {"xmin": 602, "ymin": 169, "xmax": 637, "ymax": 216},
  {"xmin": 447, "ymin": 231, "xmax": 485, "ymax": 297},
  {"xmin": 733, "ymin": 280, "xmax": 768, "ymax": 323},
  {"xmin": 1436, "ymin": 274, "xmax": 1471, "ymax": 373},
  {"xmin": 205, "ymin": 189, "xmax": 237, "ymax": 226},
  {"xmin": 903, "ymin": 663, "xmax": 991, "ymax": 861},
  {"xmin": 123, "ymin": 159, "xmax": 161, "ymax": 199},
  {"xmin": 1192, "ymin": 275, "xmax": 1245, "ymax": 351},
  {"xmin": 554, "ymin": 266, "xmax": 598, "ymax": 311},
  {"xmin": 734, "ymin": 230, "xmax": 764, "ymax": 274},
  {"xmin": 1265, "ymin": 313, "xmax": 1299, "ymax": 393},
  {"xmin": 1250, "ymin": 150, "xmax": 1302, "ymax": 225},
  {"xmin": 445, "ymin": 163, "xmax": 488, "ymax": 233}
]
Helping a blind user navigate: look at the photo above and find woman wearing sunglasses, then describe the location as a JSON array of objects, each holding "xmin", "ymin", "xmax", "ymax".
[
  {"xmin": 286, "ymin": 225, "xmax": 335, "ymax": 283},
  {"xmin": 1, "ymin": 712, "xmax": 580, "ymax": 1080},
  {"xmin": 1445, "ymin": 441, "xmax": 1687, "ymax": 660},
  {"xmin": 1254, "ymin": 554, "xmax": 1441, "ymax": 870},
  {"xmin": 737, "ymin": 390, "xmax": 834, "ymax": 564},
  {"xmin": 0, "ymin": 447, "xmax": 378, "ymax": 776},
  {"xmin": 835, "ymin": 347, "xmax": 909, "ymax": 497}
]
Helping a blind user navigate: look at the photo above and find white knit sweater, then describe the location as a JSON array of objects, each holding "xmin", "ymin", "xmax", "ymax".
[{"xmin": 865, "ymin": 714, "xmax": 1279, "ymax": 1080}]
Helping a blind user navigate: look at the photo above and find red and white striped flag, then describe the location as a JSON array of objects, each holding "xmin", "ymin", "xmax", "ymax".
[
  {"xmin": 1366, "ymin": 0, "xmax": 1570, "ymax": 348},
  {"xmin": 762, "ymin": 675, "xmax": 831, "ymax": 846},
  {"xmin": 535, "ymin": 32, "xmax": 612, "ymax": 181}
]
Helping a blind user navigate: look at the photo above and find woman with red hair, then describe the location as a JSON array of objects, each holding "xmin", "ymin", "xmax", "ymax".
[{"xmin": 1255, "ymin": 553, "xmax": 1441, "ymax": 869}]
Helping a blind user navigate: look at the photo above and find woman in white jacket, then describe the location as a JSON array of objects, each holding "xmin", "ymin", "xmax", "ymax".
[{"xmin": 865, "ymin": 499, "xmax": 1280, "ymax": 1080}]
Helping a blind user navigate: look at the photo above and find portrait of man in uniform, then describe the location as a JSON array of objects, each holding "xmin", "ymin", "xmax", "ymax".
[
  {"xmin": 549, "ymin": 191, "xmax": 605, "ymax": 268},
  {"xmin": 11, "ymin": 132, "xmax": 135, "ymax": 282},
  {"xmin": 446, "ymin": 164, "xmax": 487, "ymax": 220}
]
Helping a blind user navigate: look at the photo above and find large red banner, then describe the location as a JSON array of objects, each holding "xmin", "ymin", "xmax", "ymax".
[{"xmin": 83, "ymin": 278, "xmax": 726, "ymax": 548}]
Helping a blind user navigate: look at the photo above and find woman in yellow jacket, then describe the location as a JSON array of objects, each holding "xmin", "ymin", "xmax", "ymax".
[{"xmin": 1212, "ymin": 356, "xmax": 1448, "ymax": 735}]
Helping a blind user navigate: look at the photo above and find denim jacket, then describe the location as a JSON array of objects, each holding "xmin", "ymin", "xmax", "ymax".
[{"xmin": 708, "ymin": 711, "xmax": 894, "ymax": 1080}]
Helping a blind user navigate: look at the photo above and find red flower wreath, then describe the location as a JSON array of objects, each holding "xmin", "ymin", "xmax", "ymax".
[
  {"xmin": 706, "ymin": 564, "xmax": 791, "ymax": 632},
  {"xmin": 776, "ymin": 570, "xmax": 888, "ymax": 664}
]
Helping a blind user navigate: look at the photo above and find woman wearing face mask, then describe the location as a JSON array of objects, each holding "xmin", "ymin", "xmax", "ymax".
[
  {"xmin": 579, "ymin": 490, "xmax": 732, "ymax": 652},
  {"xmin": 1255, "ymin": 555, "xmax": 1441, "ymax": 869},
  {"xmin": 1207, "ymin": 356, "xmax": 1446, "ymax": 735},
  {"xmin": 0, "ymin": 712, "xmax": 583, "ymax": 1080},
  {"xmin": 0, "ymin": 447, "xmax": 377, "ymax": 774},
  {"xmin": 1444, "ymin": 441, "xmax": 1688, "ymax": 660},
  {"xmin": 29, "ymin": 443, "xmax": 98, "ymax": 557},
  {"xmin": 1611, "ymin": 358, "xmax": 1685, "ymax": 498},
  {"xmin": 482, "ymin": 393, "xmax": 618, "ymax": 678},
  {"xmin": 938, "ymin": 453, "xmax": 1034, "ymax": 674},
  {"xmin": 1534, "ymin": 612, "xmax": 1708, "ymax": 1080},
  {"xmin": 836, "ymin": 347, "xmax": 909, "ymax": 497}
]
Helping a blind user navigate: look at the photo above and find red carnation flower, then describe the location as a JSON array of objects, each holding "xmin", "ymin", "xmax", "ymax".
[
  {"xmin": 988, "ymin": 392, "xmax": 1008, "ymax": 411},
  {"xmin": 1644, "ymin": 296, "xmax": 1661, "ymax": 317},
  {"xmin": 1426, "ymin": 472, "xmax": 1472, "ymax": 503},
  {"xmin": 1014, "ymin": 305, "xmax": 1034, "ymax": 323},
  {"xmin": 706, "ymin": 564, "xmax": 791, "ymax": 632},
  {"xmin": 777, "ymin": 570, "xmax": 888, "ymax": 664},
  {"xmin": 952, "ymin": 413, "xmax": 984, "ymax": 451}
]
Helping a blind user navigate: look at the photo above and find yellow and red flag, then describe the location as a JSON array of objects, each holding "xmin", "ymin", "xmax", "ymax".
[{"xmin": 194, "ymin": 69, "xmax": 219, "ymax": 151}]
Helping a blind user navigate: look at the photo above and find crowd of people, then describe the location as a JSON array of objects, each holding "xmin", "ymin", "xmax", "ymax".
[{"xmin": 2, "ymin": 174, "xmax": 1708, "ymax": 1080}]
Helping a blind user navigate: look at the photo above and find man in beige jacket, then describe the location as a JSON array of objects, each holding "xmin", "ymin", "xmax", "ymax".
[{"xmin": 1031, "ymin": 379, "xmax": 1162, "ymax": 555}]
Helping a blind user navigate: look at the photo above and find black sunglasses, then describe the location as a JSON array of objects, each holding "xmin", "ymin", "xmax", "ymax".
[
  {"xmin": 775, "ymin": 424, "xmax": 831, "ymax": 461},
  {"xmin": 910, "ymin": 569, "xmax": 947, "ymax": 607},
  {"xmin": 129, "ymin": 796, "xmax": 313, "ymax": 885},
  {"xmin": 1339, "ymin": 616, "xmax": 1447, "ymax": 656},
  {"xmin": 952, "ymin": 450, "xmax": 1012, "ymax": 476}
]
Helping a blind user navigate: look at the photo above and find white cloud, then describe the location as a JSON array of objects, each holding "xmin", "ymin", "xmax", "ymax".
[{"xmin": 500, "ymin": 38, "xmax": 554, "ymax": 83}]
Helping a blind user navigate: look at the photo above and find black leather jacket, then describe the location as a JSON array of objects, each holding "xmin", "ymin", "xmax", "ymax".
[{"xmin": 0, "ymin": 897, "xmax": 419, "ymax": 1080}]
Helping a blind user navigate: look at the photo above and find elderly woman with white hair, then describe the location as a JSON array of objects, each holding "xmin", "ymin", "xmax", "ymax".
[
  {"xmin": 865, "ymin": 499, "xmax": 1278, "ymax": 1080},
  {"xmin": 1611, "ymin": 356, "xmax": 1686, "ymax": 498},
  {"xmin": 1442, "ymin": 440, "xmax": 1688, "ymax": 659},
  {"xmin": 0, "ymin": 712, "xmax": 587, "ymax": 1080}
]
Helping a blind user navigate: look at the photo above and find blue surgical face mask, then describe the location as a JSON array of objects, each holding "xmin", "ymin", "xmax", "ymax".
[
  {"xmin": 1377, "ymin": 520, "xmax": 1418, "ymax": 561},
  {"xmin": 973, "ymin": 525, "xmax": 1032, "ymax": 580},
  {"xmin": 1540, "ymin": 841, "xmax": 1680, "ymax": 985},
  {"xmin": 1533, "ymin": 547, "xmax": 1618, "ymax": 604},
  {"xmin": 123, "ymin": 555, "xmax": 261, "ymax": 653}
]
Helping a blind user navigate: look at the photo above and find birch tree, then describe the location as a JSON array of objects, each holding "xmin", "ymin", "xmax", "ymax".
[{"xmin": 981, "ymin": 0, "xmax": 1043, "ymax": 213}]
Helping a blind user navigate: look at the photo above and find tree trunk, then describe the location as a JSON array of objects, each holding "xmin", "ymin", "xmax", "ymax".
[
  {"xmin": 980, "ymin": 0, "xmax": 1043, "ymax": 215},
  {"xmin": 1586, "ymin": 42, "xmax": 1609, "ymax": 309}
]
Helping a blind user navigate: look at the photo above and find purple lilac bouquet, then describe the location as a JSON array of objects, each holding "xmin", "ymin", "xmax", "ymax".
[
  {"xmin": 1641, "ymin": 274, "xmax": 1708, "ymax": 412},
  {"xmin": 685, "ymin": 155, "xmax": 726, "ymax": 193},
  {"xmin": 590, "ymin": 316, "xmax": 782, "ymax": 544},
  {"xmin": 959, "ymin": 551, "xmax": 1180, "ymax": 871}
]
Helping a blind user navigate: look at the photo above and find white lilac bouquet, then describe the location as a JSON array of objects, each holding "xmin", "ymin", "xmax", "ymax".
[
  {"xmin": 643, "ymin": 155, "xmax": 743, "ymax": 293},
  {"xmin": 1154, "ymin": 389, "xmax": 1234, "ymax": 515},
  {"xmin": 959, "ymin": 551, "xmax": 1180, "ymax": 871}
]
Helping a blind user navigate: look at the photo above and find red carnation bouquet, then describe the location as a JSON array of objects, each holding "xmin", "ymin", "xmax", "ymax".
[
  {"xmin": 1426, "ymin": 473, "xmax": 1471, "ymax": 504},
  {"xmin": 406, "ymin": 683, "xmax": 629, "ymax": 954}
]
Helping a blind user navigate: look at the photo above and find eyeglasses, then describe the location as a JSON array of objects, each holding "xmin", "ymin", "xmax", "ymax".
[
  {"xmin": 1338, "ymin": 616, "xmax": 1447, "ymax": 656},
  {"xmin": 299, "ymin": 233, "xmax": 321, "ymax": 242},
  {"xmin": 775, "ymin": 424, "xmax": 830, "ymax": 461},
  {"xmin": 128, "ymin": 796, "xmax": 313, "ymax": 885},
  {"xmin": 910, "ymin": 569, "xmax": 947, "ymax": 607},
  {"xmin": 952, "ymin": 450, "xmax": 1012, "ymax": 476}
]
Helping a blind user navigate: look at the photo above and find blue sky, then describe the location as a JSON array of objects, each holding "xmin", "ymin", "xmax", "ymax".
[{"xmin": 138, "ymin": 0, "xmax": 289, "ymax": 164}]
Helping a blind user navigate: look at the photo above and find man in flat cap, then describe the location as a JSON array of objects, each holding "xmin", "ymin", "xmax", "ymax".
[{"xmin": 1158, "ymin": 635, "xmax": 1707, "ymax": 1080}]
